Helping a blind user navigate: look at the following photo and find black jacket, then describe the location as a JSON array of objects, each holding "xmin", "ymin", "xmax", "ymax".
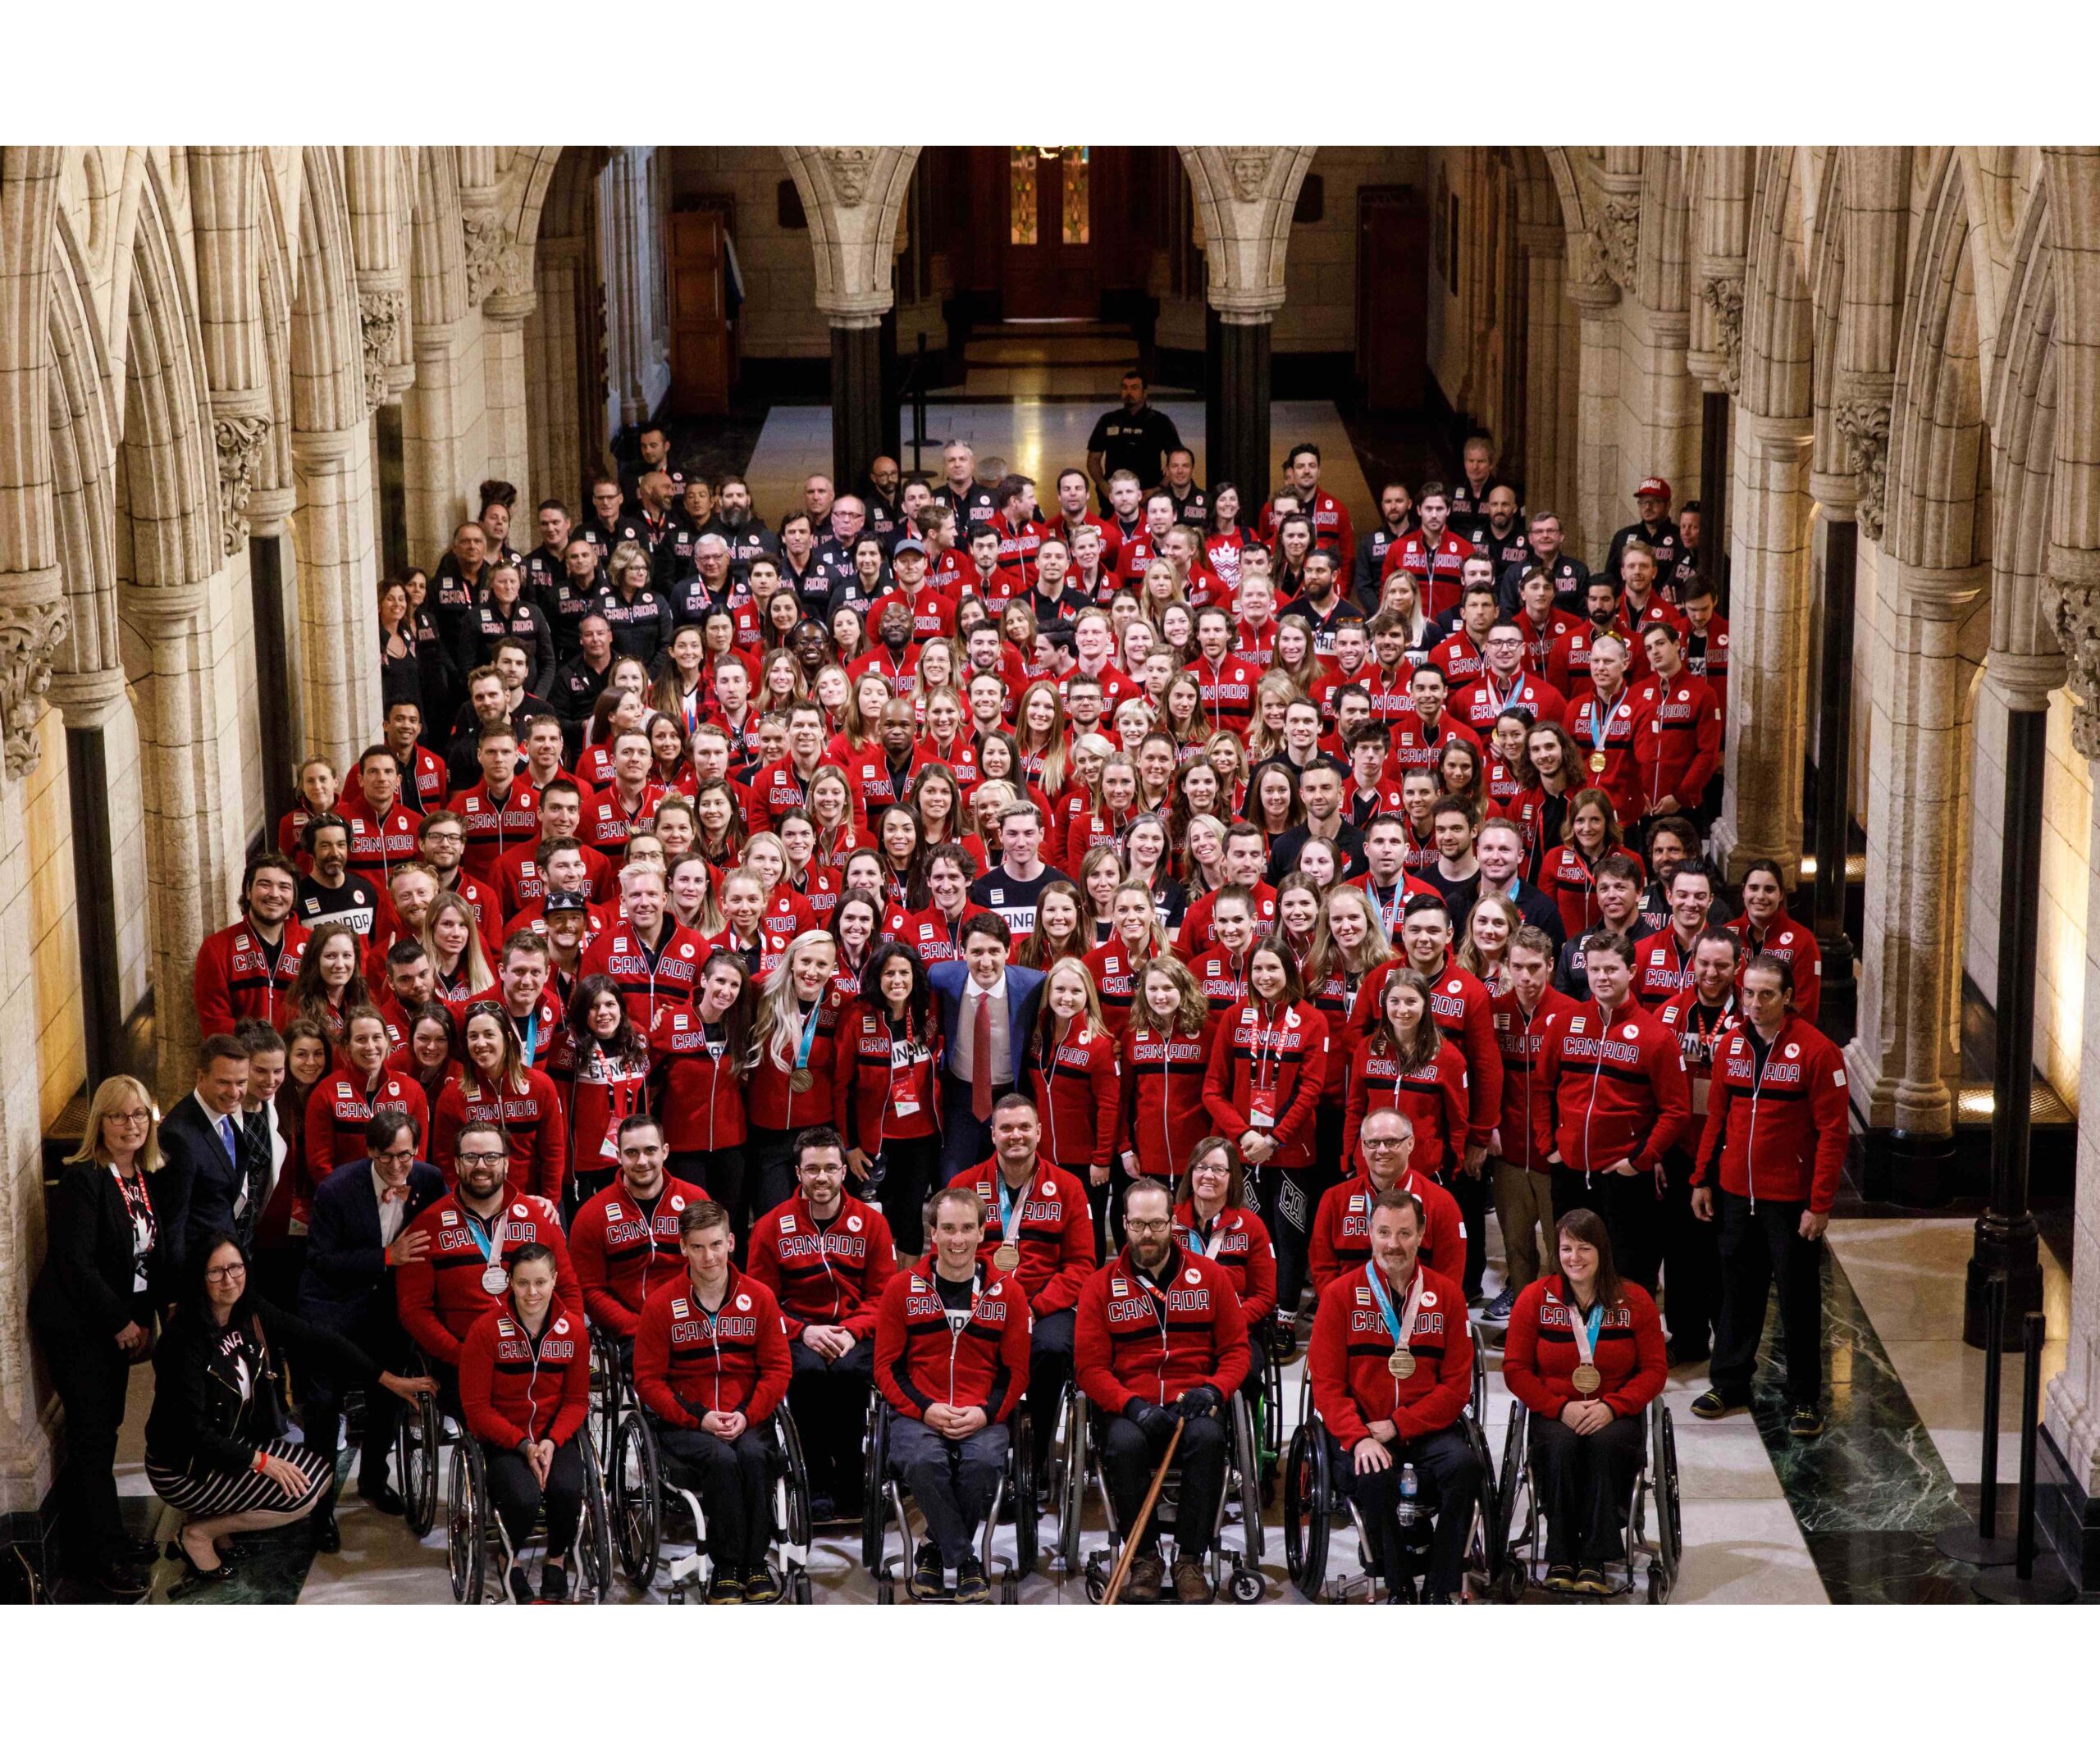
[
  {"xmin": 298, "ymin": 1157, "xmax": 445, "ymax": 1331},
  {"xmin": 144, "ymin": 1295, "xmax": 378, "ymax": 1476},
  {"xmin": 157, "ymin": 1093, "xmax": 247, "ymax": 1282},
  {"xmin": 30, "ymin": 1162, "xmax": 171, "ymax": 1338}
]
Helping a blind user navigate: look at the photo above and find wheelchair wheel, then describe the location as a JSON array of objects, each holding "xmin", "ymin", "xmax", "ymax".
[
  {"xmin": 1011, "ymin": 1405, "xmax": 1039, "ymax": 1578},
  {"xmin": 587, "ymin": 1334, "xmax": 621, "ymax": 1472},
  {"xmin": 1470, "ymin": 1340, "xmax": 1489, "ymax": 1425},
  {"xmin": 774, "ymin": 1406, "xmax": 813, "ymax": 1585},
  {"xmin": 1229, "ymin": 1393, "xmax": 1264, "ymax": 1565},
  {"xmin": 1230, "ymin": 1566, "xmax": 1266, "ymax": 1603},
  {"xmin": 398, "ymin": 1385, "xmax": 441, "ymax": 1538},
  {"xmin": 1281, "ymin": 1422, "xmax": 1331, "ymax": 1600},
  {"xmin": 576, "ymin": 1446, "xmax": 614, "ymax": 1603},
  {"xmin": 1056, "ymin": 1390, "xmax": 1089, "ymax": 1574},
  {"xmin": 1460, "ymin": 1414, "xmax": 1502, "ymax": 1595},
  {"xmin": 861, "ymin": 1398, "xmax": 890, "ymax": 1573},
  {"xmin": 1651, "ymin": 1402, "xmax": 1682, "ymax": 1596},
  {"xmin": 610, "ymin": 1411, "xmax": 662, "ymax": 1589},
  {"xmin": 445, "ymin": 1442, "xmax": 487, "ymax": 1603},
  {"xmin": 1494, "ymin": 1406, "xmax": 1532, "ymax": 1599}
]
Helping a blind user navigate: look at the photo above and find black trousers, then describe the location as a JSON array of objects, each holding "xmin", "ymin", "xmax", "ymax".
[
  {"xmin": 1553, "ymin": 1167, "xmax": 1662, "ymax": 1291},
  {"xmin": 1100, "ymin": 1408, "xmax": 1226, "ymax": 1558},
  {"xmin": 869, "ymin": 1133, "xmax": 943, "ymax": 1257},
  {"xmin": 1528, "ymin": 1411, "xmax": 1645, "ymax": 1566},
  {"xmin": 657, "ymin": 1421, "xmax": 776, "ymax": 1568},
  {"xmin": 887, "ymin": 1417, "xmax": 1007, "ymax": 1567},
  {"xmin": 1080, "ymin": 1156, "xmax": 1131, "ymax": 1262},
  {"xmin": 1027, "ymin": 1309, "xmax": 1075, "ymax": 1474},
  {"xmin": 39, "ymin": 1324, "xmax": 134, "ymax": 1576},
  {"xmin": 1346, "ymin": 1423, "xmax": 1481, "ymax": 1598},
  {"xmin": 787, "ymin": 1336, "xmax": 873, "ymax": 1510},
  {"xmin": 669, "ymin": 1147, "xmax": 747, "ymax": 1237},
  {"xmin": 479, "ymin": 1434, "xmax": 586, "ymax": 1562},
  {"xmin": 1261, "ymin": 1165, "xmax": 1322, "ymax": 1326},
  {"xmin": 746, "ymin": 1129, "xmax": 801, "ymax": 1233},
  {"xmin": 302, "ymin": 1304, "xmax": 407, "ymax": 1512},
  {"xmin": 1658, "ymin": 1147, "xmax": 1718, "ymax": 1351},
  {"xmin": 1448, "ymin": 1160, "xmax": 1489, "ymax": 1300},
  {"xmin": 1711, "ymin": 1190, "xmax": 1824, "ymax": 1407}
]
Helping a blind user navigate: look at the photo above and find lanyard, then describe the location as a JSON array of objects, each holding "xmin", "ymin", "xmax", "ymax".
[
  {"xmin": 794, "ymin": 1002, "xmax": 822, "ymax": 1072},
  {"xmin": 1587, "ymin": 689, "xmax": 1624, "ymax": 755},
  {"xmin": 1189, "ymin": 1211, "xmax": 1230, "ymax": 1259},
  {"xmin": 1364, "ymin": 1261, "xmax": 1423, "ymax": 1356},
  {"xmin": 112, "ymin": 1164, "xmax": 157, "ymax": 1269},
  {"xmin": 1567, "ymin": 1296, "xmax": 1605, "ymax": 1371},
  {"xmin": 518, "ymin": 1007, "xmax": 539, "ymax": 1066},
  {"xmin": 1250, "ymin": 1005, "xmax": 1284, "ymax": 1090},
  {"xmin": 464, "ymin": 1202, "xmax": 509, "ymax": 1270},
  {"xmin": 997, "ymin": 1170, "xmax": 1028, "ymax": 1243}
]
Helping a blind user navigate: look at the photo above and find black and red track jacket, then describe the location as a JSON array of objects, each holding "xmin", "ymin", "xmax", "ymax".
[
  {"xmin": 1030, "ymin": 1019, "xmax": 1121, "ymax": 1172},
  {"xmin": 746, "ymin": 1189, "xmax": 898, "ymax": 1342},
  {"xmin": 193, "ymin": 918, "xmax": 309, "ymax": 1037},
  {"xmin": 1172, "ymin": 1201, "xmax": 1278, "ymax": 1329},
  {"xmin": 874, "ymin": 1259, "xmax": 1030, "ymax": 1423},
  {"xmin": 1690, "ymin": 1015, "xmax": 1850, "ymax": 1212},
  {"xmin": 1308, "ymin": 1259, "xmax": 1471, "ymax": 1445},
  {"xmin": 1535, "ymin": 996, "xmax": 1691, "ymax": 1179},
  {"xmin": 1502, "ymin": 1275, "xmax": 1668, "ymax": 1422},
  {"xmin": 1308, "ymin": 1170, "xmax": 1465, "ymax": 1293},
  {"xmin": 459, "ymin": 1294, "xmax": 591, "ymax": 1448},
  {"xmin": 1201, "ymin": 999, "xmax": 1330, "ymax": 1170},
  {"xmin": 948, "ymin": 1158, "xmax": 1094, "ymax": 1317},
  {"xmin": 1074, "ymin": 1242, "xmax": 1249, "ymax": 1415},
  {"xmin": 632, "ymin": 1267, "xmax": 792, "ymax": 1430},
  {"xmin": 568, "ymin": 1173, "xmax": 704, "ymax": 1338},
  {"xmin": 395, "ymin": 1190, "xmax": 573, "ymax": 1367}
]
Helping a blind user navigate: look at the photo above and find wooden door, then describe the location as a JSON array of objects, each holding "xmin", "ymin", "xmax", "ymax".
[
  {"xmin": 667, "ymin": 207, "xmax": 732, "ymax": 414},
  {"xmin": 1002, "ymin": 148, "xmax": 1098, "ymax": 319},
  {"xmin": 1358, "ymin": 185, "xmax": 1430, "ymax": 411}
]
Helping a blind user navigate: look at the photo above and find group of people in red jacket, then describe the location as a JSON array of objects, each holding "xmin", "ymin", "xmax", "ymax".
[{"xmin": 132, "ymin": 438, "xmax": 1852, "ymax": 1604}]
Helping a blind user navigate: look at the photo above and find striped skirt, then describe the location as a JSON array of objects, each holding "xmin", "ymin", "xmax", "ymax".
[{"xmin": 146, "ymin": 1439, "xmax": 331, "ymax": 1518}]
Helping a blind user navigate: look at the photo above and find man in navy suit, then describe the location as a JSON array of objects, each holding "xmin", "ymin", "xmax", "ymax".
[
  {"xmin": 155, "ymin": 1033, "xmax": 255, "ymax": 1279},
  {"xmin": 297, "ymin": 1111, "xmax": 445, "ymax": 1548},
  {"xmin": 929, "ymin": 913, "xmax": 1046, "ymax": 1182}
]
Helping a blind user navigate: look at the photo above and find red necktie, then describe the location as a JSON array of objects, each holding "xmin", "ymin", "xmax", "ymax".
[{"xmin": 971, "ymin": 989, "xmax": 994, "ymax": 1122}]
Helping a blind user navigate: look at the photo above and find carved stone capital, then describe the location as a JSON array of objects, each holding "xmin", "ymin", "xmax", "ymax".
[
  {"xmin": 2044, "ymin": 578, "xmax": 2100, "ymax": 758},
  {"xmin": 0, "ymin": 595, "xmax": 70, "ymax": 782},
  {"xmin": 1222, "ymin": 147, "xmax": 1275, "ymax": 202},
  {"xmin": 1696, "ymin": 273, "xmax": 1745, "ymax": 394},
  {"xmin": 1833, "ymin": 396, "xmax": 1892, "ymax": 545},
  {"xmin": 358, "ymin": 288, "xmax": 405, "ymax": 412},
  {"xmin": 1591, "ymin": 194, "xmax": 1640, "ymax": 292},
  {"xmin": 461, "ymin": 209, "xmax": 505, "ymax": 308},
  {"xmin": 213, "ymin": 413, "xmax": 272, "ymax": 556},
  {"xmin": 819, "ymin": 147, "xmax": 875, "ymax": 207}
]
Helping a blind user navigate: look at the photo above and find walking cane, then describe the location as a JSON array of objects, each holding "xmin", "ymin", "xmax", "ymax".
[{"xmin": 1101, "ymin": 1419, "xmax": 1183, "ymax": 1604}]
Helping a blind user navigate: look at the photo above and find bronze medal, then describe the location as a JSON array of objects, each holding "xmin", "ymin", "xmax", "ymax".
[
  {"xmin": 993, "ymin": 1243, "xmax": 1020, "ymax": 1273},
  {"xmin": 789, "ymin": 1067, "xmax": 814, "ymax": 1093},
  {"xmin": 1587, "ymin": 750, "xmax": 1609, "ymax": 773},
  {"xmin": 1570, "ymin": 1362, "xmax": 1603, "ymax": 1393},
  {"xmin": 1387, "ymin": 1349, "xmax": 1415, "ymax": 1379}
]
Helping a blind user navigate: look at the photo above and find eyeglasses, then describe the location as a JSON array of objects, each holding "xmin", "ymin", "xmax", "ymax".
[
  {"xmin": 457, "ymin": 1152, "xmax": 509, "ymax": 1166},
  {"xmin": 1361, "ymin": 1136, "xmax": 1410, "ymax": 1152},
  {"xmin": 205, "ymin": 1263, "xmax": 248, "ymax": 1282},
  {"xmin": 375, "ymin": 1149, "xmax": 416, "ymax": 1164},
  {"xmin": 1124, "ymin": 1218, "xmax": 1173, "ymax": 1234},
  {"xmin": 108, "ymin": 1110, "xmax": 152, "ymax": 1125},
  {"xmin": 422, "ymin": 830, "xmax": 465, "ymax": 845}
]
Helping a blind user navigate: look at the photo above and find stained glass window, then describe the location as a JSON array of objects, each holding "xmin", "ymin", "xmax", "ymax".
[
  {"xmin": 1010, "ymin": 148, "xmax": 1039, "ymax": 246},
  {"xmin": 1061, "ymin": 147, "xmax": 1090, "ymax": 245}
]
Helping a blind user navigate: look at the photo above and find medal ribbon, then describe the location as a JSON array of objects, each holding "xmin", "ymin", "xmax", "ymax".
[
  {"xmin": 794, "ymin": 1001, "xmax": 821, "ymax": 1073},
  {"xmin": 1364, "ymin": 1261, "xmax": 1424, "ymax": 1361},
  {"xmin": 466, "ymin": 1203, "xmax": 509, "ymax": 1273},
  {"xmin": 1568, "ymin": 1296, "xmax": 1605, "ymax": 1378}
]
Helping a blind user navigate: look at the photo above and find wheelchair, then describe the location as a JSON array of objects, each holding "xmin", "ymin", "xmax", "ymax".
[
  {"xmin": 1059, "ymin": 1381, "xmax": 1267, "ymax": 1603},
  {"xmin": 587, "ymin": 1326, "xmax": 635, "ymax": 1474},
  {"xmin": 395, "ymin": 1348, "xmax": 455, "ymax": 1538},
  {"xmin": 1492, "ymin": 1395, "xmax": 1682, "ymax": 1603},
  {"xmin": 861, "ymin": 1395, "xmax": 1035, "ymax": 1603},
  {"xmin": 1282, "ymin": 1341, "xmax": 1499, "ymax": 1602},
  {"xmin": 608, "ymin": 1399, "xmax": 814, "ymax": 1603},
  {"xmin": 446, "ymin": 1432, "xmax": 614, "ymax": 1603}
]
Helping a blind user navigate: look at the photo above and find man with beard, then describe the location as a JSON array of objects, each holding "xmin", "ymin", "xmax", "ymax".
[
  {"xmin": 1500, "ymin": 509, "xmax": 1588, "ymax": 618},
  {"xmin": 1279, "ymin": 548, "xmax": 1364, "ymax": 658},
  {"xmin": 297, "ymin": 815, "xmax": 383, "ymax": 940},
  {"xmin": 1087, "ymin": 370, "xmax": 1182, "ymax": 503},
  {"xmin": 714, "ymin": 475, "xmax": 778, "ymax": 578}
]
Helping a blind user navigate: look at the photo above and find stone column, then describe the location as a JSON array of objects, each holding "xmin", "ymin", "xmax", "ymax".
[
  {"xmin": 829, "ymin": 315, "xmax": 888, "ymax": 495},
  {"xmin": 121, "ymin": 579, "xmax": 233, "ymax": 1106},
  {"xmin": 1568, "ymin": 276, "xmax": 1623, "ymax": 568},
  {"xmin": 290, "ymin": 425, "xmax": 381, "ymax": 773},
  {"xmin": 1807, "ymin": 498, "xmax": 1860, "ymax": 1043},
  {"xmin": 479, "ymin": 291, "xmax": 532, "ymax": 500},
  {"xmin": 1713, "ymin": 411, "xmax": 1814, "ymax": 882},
  {"xmin": 1518, "ymin": 227, "xmax": 1578, "ymax": 530},
  {"xmin": 400, "ymin": 322, "xmax": 470, "ymax": 573},
  {"xmin": 1844, "ymin": 563, "xmax": 1988, "ymax": 1197},
  {"xmin": 1212, "ymin": 301, "xmax": 1280, "ymax": 513}
]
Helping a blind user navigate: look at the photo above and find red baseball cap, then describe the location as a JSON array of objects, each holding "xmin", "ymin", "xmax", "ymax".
[{"xmin": 1635, "ymin": 477, "xmax": 1671, "ymax": 503}]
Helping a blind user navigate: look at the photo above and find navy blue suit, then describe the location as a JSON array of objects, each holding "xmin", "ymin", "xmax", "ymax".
[
  {"xmin": 156, "ymin": 1092, "xmax": 248, "ymax": 1278},
  {"xmin": 297, "ymin": 1156, "xmax": 444, "ymax": 1508},
  {"xmin": 929, "ymin": 960, "xmax": 1047, "ymax": 1179}
]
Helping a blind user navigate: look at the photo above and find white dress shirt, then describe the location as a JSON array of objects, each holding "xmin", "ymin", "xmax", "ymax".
[{"xmin": 952, "ymin": 972, "xmax": 1011, "ymax": 1085}]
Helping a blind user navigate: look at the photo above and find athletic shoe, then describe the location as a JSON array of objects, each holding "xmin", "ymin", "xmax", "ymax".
[
  {"xmin": 1122, "ymin": 1551, "xmax": 1165, "ymax": 1602},
  {"xmin": 952, "ymin": 1557, "xmax": 991, "ymax": 1603},
  {"xmin": 1543, "ymin": 1563, "xmax": 1576, "ymax": 1594},
  {"xmin": 705, "ymin": 1566, "xmax": 743, "ymax": 1603},
  {"xmin": 538, "ymin": 1562, "xmax": 569, "ymax": 1602},
  {"xmin": 507, "ymin": 1565, "xmax": 534, "ymax": 1604},
  {"xmin": 1573, "ymin": 1566, "xmax": 1609, "ymax": 1596},
  {"xmin": 1171, "ymin": 1557, "xmax": 1213, "ymax": 1603},
  {"xmin": 912, "ymin": 1542, "xmax": 946, "ymax": 1596},
  {"xmin": 1481, "ymin": 1287, "xmax": 1517, "ymax": 1323},
  {"xmin": 1787, "ymin": 1404, "xmax": 1825, "ymax": 1439},
  {"xmin": 1689, "ymin": 1389, "xmax": 1742, "ymax": 1420},
  {"xmin": 742, "ymin": 1563, "xmax": 782, "ymax": 1603}
]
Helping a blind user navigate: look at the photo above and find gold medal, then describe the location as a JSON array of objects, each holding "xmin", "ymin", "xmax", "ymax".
[
  {"xmin": 1570, "ymin": 1362, "xmax": 1603, "ymax": 1393},
  {"xmin": 1387, "ymin": 1350, "xmax": 1415, "ymax": 1379},
  {"xmin": 993, "ymin": 1243, "xmax": 1020, "ymax": 1272},
  {"xmin": 789, "ymin": 1068, "xmax": 814, "ymax": 1093},
  {"xmin": 1587, "ymin": 750, "xmax": 1608, "ymax": 773}
]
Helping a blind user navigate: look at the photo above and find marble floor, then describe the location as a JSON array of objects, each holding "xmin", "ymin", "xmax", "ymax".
[
  {"xmin": 89, "ymin": 1213, "xmax": 2070, "ymax": 1607},
  {"xmin": 744, "ymin": 400, "xmax": 1377, "ymax": 536}
]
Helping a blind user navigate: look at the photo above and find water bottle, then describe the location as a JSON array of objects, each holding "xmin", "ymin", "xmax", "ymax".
[{"xmin": 1397, "ymin": 1461, "xmax": 1418, "ymax": 1528}]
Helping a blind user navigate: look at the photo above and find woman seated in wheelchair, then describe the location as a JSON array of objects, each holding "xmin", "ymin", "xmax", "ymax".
[
  {"xmin": 1306, "ymin": 1187, "xmax": 1479, "ymax": 1603},
  {"xmin": 1172, "ymin": 1137, "xmax": 1276, "ymax": 1391},
  {"xmin": 633, "ymin": 1199, "xmax": 793, "ymax": 1603},
  {"xmin": 1501, "ymin": 1208, "xmax": 1668, "ymax": 1594},
  {"xmin": 459, "ymin": 1242, "xmax": 591, "ymax": 1602}
]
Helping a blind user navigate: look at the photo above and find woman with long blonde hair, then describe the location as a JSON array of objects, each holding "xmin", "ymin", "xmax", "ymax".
[
  {"xmin": 419, "ymin": 890, "xmax": 494, "ymax": 1004},
  {"xmin": 743, "ymin": 930, "xmax": 839, "ymax": 1222}
]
